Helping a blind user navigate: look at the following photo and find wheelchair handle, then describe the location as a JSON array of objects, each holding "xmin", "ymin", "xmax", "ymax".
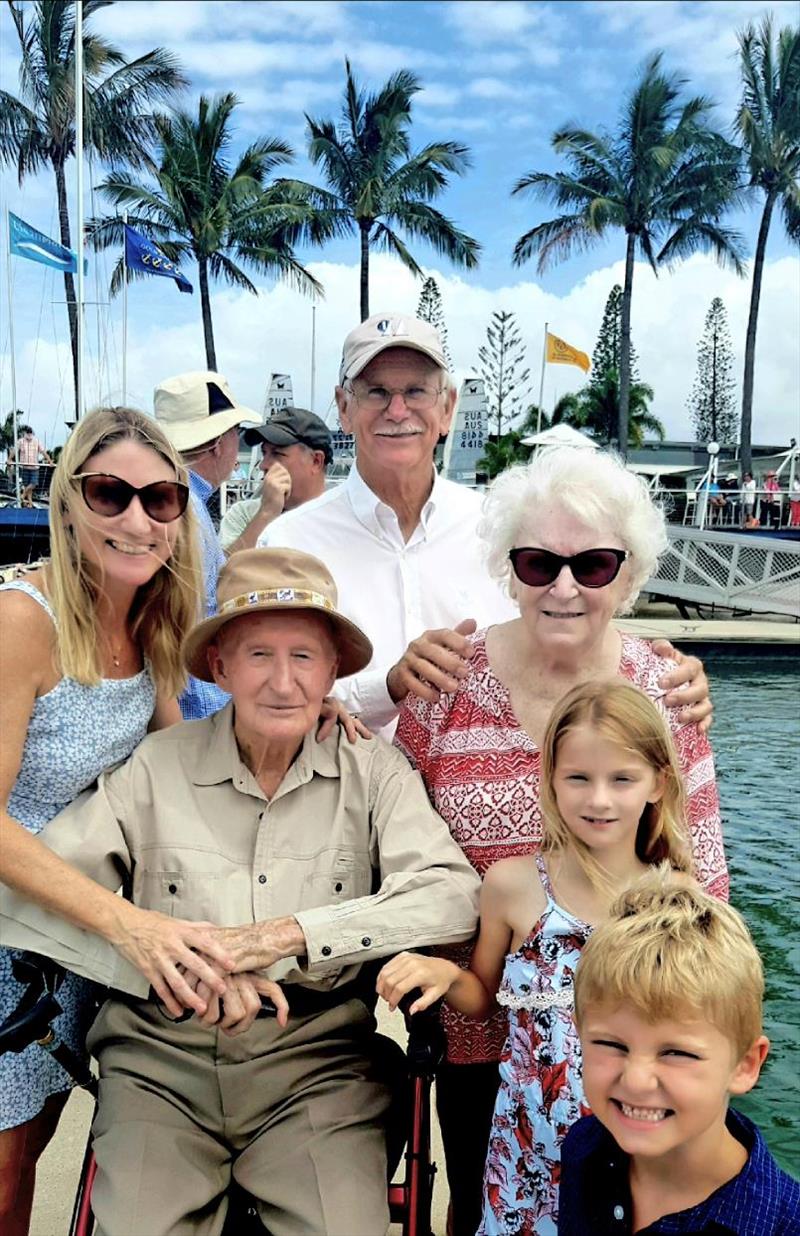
[{"xmin": 399, "ymin": 989, "xmax": 446, "ymax": 1074}]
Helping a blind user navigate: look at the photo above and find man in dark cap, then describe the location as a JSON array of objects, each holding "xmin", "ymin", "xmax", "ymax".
[{"xmin": 221, "ymin": 407, "xmax": 332, "ymax": 552}]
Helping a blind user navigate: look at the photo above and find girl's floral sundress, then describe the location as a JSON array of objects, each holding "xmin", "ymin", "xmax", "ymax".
[{"xmin": 478, "ymin": 853, "xmax": 593, "ymax": 1235}]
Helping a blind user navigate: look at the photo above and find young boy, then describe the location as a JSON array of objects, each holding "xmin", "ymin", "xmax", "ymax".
[{"xmin": 559, "ymin": 870, "xmax": 799, "ymax": 1234}]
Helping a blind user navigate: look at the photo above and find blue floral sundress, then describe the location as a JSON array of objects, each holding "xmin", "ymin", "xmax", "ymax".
[
  {"xmin": 478, "ymin": 853, "xmax": 593, "ymax": 1235},
  {"xmin": 0, "ymin": 580, "xmax": 156, "ymax": 1130}
]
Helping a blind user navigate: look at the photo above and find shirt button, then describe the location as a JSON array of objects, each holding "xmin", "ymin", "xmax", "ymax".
[
  {"xmin": 334, "ymin": 882, "xmax": 343, "ymax": 893},
  {"xmin": 258, "ymin": 874, "xmax": 267, "ymax": 885},
  {"xmin": 321, "ymin": 945, "xmax": 332, "ymax": 957},
  {"xmin": 361, "ymin": 936, "xmax": 371, "ymax": 947},
  {"xmin": 613, "ymin": 1205, "xmax": 625, "ymax": 1221},
  {"xmin": 168, "ymin": 883, "xmax": 177, "ymax": 895}
]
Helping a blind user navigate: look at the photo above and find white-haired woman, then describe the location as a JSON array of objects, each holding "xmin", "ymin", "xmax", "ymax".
[
  {"xmin": 0, "ymin": 407, "xmax": 234, "ymax": 1236},
  {"xmin": 393, "ymin": 446, "xmax": 727, "ymax": 1236}
]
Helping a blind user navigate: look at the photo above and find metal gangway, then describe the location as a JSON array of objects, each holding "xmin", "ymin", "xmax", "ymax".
[{"xmin": 646, "ymin": 526, "xmax": 800, "ymax": 619}]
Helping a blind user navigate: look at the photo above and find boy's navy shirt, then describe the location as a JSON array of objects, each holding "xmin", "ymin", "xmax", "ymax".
[{"xmin": 558, "ymin": 1107, "xmax": 800, "ymax": 1234}]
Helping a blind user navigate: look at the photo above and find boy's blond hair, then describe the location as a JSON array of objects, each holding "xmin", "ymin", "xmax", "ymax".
[
  {"xmin": 574, "ymin": 867, "xmax": 764, "ymax": 1059},
  {"xmin": 540, "ymin": 680, "xmax": 694, "ymax": 892},
  {"xmin": 47, "ymin": 406, "xmax": 201, "ymax": 696}
]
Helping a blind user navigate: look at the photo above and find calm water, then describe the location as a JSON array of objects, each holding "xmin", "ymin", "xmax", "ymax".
[{"xmin": 705, "ymin": 651, "xmax": 799, "ymax": 1176}]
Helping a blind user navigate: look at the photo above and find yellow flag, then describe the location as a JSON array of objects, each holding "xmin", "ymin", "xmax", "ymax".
[{"xmin": 546, "ymin": 331, "xmax": 591, "ymax": 374}]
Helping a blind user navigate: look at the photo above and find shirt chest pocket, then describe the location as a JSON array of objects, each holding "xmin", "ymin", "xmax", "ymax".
[
  {"xmin": 139, "ymin": 870, "xmax": 221, "ymax": 919},
  {"xmin": 302, "ymin": 853, "xmax": 372, "ymax": 905}
]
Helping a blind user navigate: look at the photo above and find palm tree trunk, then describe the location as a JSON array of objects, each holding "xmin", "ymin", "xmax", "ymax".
[
  {"xmin": 359, "ymin": 222, "xmax": 370, "ymax": 322},
  {"xmin": 618, "ymin": 232, "xmax": 636, "ymax": 458},
  {"xmin": 740, "ymin": 192, "xmax": 775, "ymax": 475},
  {"xmin": 53, "ymin": 158, "xmax": 79, "ymax": 422},
  {"xmin": 197, "ymin": 256, "xmax": 217, "ymax": 370}
]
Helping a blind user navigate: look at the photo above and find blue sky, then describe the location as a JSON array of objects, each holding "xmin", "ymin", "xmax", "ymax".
[{"xmin": 1, "ymin": 0, "xmax": 798, "ymax": 446}]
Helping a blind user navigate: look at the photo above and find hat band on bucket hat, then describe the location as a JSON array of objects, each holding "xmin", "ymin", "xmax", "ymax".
[{"xmin": 220, "ymin": 588, "xmax": 335, "ymax": 617}]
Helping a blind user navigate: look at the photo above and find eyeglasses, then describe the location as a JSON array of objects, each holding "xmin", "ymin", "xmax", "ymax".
[
  {"xmin": 509, "ymin": 547, "xmax": 628, "ymax": 588},
  {"xmin": 346, "ymin": 382, "xmax": 444, "ymax": 413},
  {"xmin": 75, "ymin": 473, "xmax": 189, "ymax": 523}
]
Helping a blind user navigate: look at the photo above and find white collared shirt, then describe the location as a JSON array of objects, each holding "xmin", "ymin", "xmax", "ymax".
[{"xmin": 258, "ymin": 465, "xmax": 516, "ymax": 735}]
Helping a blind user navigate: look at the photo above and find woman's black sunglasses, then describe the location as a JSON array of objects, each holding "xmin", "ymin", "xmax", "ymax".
[
  {"xmin": 509, "ymin": 547, "xmax": 628, "ymax": 589},
  {"xmin": 75, "ymin": 473, "xmax": 189, "ymax": 523}
]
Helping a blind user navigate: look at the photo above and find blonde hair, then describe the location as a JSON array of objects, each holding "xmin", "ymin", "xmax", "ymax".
[
  {"xmin": 540, "ymin": 680, "xmax": 693, "ymax": 890},
  {"xmin": 479, "ymin": 447, "xmax": 668, "ymax": 614},
  {"xmin": 574, "ymin": 867, "xmax": 764, "ymax": 1058},
  {"xmin": 47, "ymin": 406, "xmax": 201, "ymax": 695}
]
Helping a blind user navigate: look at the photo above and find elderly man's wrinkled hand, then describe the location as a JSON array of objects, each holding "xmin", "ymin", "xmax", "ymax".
[
  {"xmin": 317, "ymin": 696, "xmax": 374, "ymax": 744},
  {"xmin": 653, "ymin": 640, "xmax": 713, "ymax": 732},
  {"xmin": 387, "ymin": 619, "xmax": 477, "ymax": 706},
  {"xmin": 211, "ymin": 915, "xmax": 306, "ymax": 974}
]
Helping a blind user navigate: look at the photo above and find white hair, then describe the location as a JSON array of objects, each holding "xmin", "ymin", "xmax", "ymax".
[{"xmin": 479, "ymin": 446, "xmax": 668, "ymax": 614}]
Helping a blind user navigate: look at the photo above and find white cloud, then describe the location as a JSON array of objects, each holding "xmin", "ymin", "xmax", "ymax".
[
  {"xmin": 444, "ymin": 1, "xmax": 546, "ymax": 43},
  {"xmin": 5, "ymin": 254, "xmax": 797, "ymax": 449},
  {"xmin": 468, "ymin": 78, "xmax": 523, "ymax": 101}
]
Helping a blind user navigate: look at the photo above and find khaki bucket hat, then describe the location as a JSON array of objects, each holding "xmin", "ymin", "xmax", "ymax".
[
  {"xmin": 182, "ymin": 548, "xmax": 373, "ymax": 682},
  {"xmin": 154, "ymin": 371, "xmax": 260, "ymax": 452}
]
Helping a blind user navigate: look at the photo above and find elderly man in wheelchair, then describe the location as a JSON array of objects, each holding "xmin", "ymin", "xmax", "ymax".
[{"xmin": 0, "ymin": 549, "xmax": 479, "ymax": 1236}]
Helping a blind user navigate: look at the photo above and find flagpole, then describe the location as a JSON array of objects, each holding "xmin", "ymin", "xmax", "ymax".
[
  {"xmin": 122, "ymin": 212, "xmax": 128, "ymax": 404},
  {"xmin": 5, "ymin": 208, "xmax": 21, "ymax": 506},
  {"xmin": 537, "ymin": 321, "xmax": 548, "ymax": 434},
  {"xmin": 75, "ymin": 0, "xmax": 85, "ymax": 420},
  {"xmin": 310, "ymin": 304, "xmax": 317, "ymax": 411}
]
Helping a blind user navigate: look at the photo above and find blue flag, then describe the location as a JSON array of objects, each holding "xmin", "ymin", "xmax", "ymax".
[
  {"xmin": 124, "ymin": 225, "xmax": 193, "ymax": 294},
  {"xmin": 9, "ymin": 212, "xmax": 79, "ymax": 272}
]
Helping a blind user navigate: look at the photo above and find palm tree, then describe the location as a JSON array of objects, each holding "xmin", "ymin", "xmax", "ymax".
[
  {"xmin": 735, "ymin": 17, "xmax": 800, "ymax": 474},
  {"xmin": 302, "ymin": 60, "xmax": 480, "ymax": 320},
  {"xmin": 561, "ymin": 371, "xmax": 665, "ymax": 447},
  {"xmin": 0, "ymin": 0, "xmax": 186, "ymax": 417},
  {"xmin": 87, "ymin": 93, "xmax": 327, "ymax": 369},
  {"xmin": 511, "ymin": 54, "xmax": 744, "ymax": 456}
]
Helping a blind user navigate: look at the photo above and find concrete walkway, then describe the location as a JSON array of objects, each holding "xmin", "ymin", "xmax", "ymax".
[{"xmin": 30, "ymin": 1002, "xmax": 450, "ymax": 1236}]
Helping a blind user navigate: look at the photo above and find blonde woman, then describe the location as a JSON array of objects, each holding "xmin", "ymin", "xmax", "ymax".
[{"xmin": 0, "ymin": 407, "xmax": 233, "ymax": 1236}]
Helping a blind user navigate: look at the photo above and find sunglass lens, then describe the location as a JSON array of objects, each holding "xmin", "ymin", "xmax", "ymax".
[
  {"xmin": 141, "ymin": 482, "xmax": 188, "ymax": 523},
  {"xmin": 573, "ymin": 551, "xmax": 622, "ymax": 587},
  {"xmin": 82, "ymin": 475, "xmax": 129, "ymax": 516},
  {"xmin": 512, "ymin": 549, "xmax": 559, "ymax": 586}
]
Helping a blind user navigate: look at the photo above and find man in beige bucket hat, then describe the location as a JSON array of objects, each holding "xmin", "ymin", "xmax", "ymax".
[
  {"xmin": 154, "ymin": 371, "xmax": 260, "ymax": 721},
  {"xmin": 0, "ymin": 547, "xmax": 480, "ymax": 1236}
]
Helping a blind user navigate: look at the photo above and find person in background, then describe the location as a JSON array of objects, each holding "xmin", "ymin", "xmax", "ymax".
[
  {"xmin": 393, "ymin": 446, "xmax": 726, "ymax": 1236},
  {"xmin": 741, "ymin": 471, "xmax": 757, "ymax": 527},
  {"xmin": 0, "ymin": 406, "xmax": 234, "ymax": 1236},
  {"xmin": 8, "ymin": 425, "xmax": 52, "ymax": 508},
  {"xmin": 789, "ymin": 473, "xmax": 800, "ymax": 527},
  {"xmin": 220, "ymin": 407, "xmax": 332, "ymax": 552},
  {"xmin": 761, "ymin": 470, "xmax": 781, "ymax": 529},
  {"xmin": 561, "ymin": 871, "xmax": 799, "ymax": 1234},
  {"xmin": 154, "ymin": 370, "xmax": 259, "ymax": 719}
]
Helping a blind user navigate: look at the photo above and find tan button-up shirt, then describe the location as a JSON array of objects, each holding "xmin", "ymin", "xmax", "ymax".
[{"xmin": 0, "ymin": 705, "xmax": 480, "ymax": 998}]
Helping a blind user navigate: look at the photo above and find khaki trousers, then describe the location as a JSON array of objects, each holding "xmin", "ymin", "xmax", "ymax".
[{"xmin": 86, "ymin": 995, "xmax": 392, "ymax": 1236}]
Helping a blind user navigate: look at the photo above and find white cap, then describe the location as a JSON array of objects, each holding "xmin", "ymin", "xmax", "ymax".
[
  {"xmin": 154, "ymin": 371, "xmax": 259, "ymax": 452},
  {"xmin": 339, "ymin": 313, "xmax": 449, "ymax": 385}
]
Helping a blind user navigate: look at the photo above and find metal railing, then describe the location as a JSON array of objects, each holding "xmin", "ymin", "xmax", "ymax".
[{"xmin": 646, "ymin": 525, "xmax": 800, "ymax": 618}]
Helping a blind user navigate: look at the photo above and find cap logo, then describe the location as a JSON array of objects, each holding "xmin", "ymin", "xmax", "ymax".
[{"xmin": 376, "ymin": 319, "xmax": 392, "ymax": 335}]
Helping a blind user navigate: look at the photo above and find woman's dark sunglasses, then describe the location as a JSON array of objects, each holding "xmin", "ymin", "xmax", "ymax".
[
  {"xmin": 509, "ymin": 547, "xmax": 628, "ymax": 588},
  {"xmin": 75, "ymin": 473, "xmax": 189, "ymax": 523}
]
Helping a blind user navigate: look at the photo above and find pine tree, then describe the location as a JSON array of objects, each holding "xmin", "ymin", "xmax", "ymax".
[
  {"xmin": 416, "ymin": 276, "xmax": 452, "ymax": 368},
  {"xmin": 475, "ymin": 310, "xmax": 531, "ymax": 436},
  {"xmin": 688, "ymin": 298, "xmax": 738, "ymax": 444},
  {"xmin": 591, "ymin": 286, "xmax": 639, "ymax": 384}
]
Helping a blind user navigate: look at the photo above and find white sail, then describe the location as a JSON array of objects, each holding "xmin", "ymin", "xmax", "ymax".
[
  {"xmin": 442, "ymin": 378, "xmax": 488, "ymax": 485},
  {"xmin": 264, "ymin": 373, "xmax": 294, "ymax": 419}
]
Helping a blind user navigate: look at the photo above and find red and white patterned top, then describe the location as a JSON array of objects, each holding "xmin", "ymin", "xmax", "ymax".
[{"xmin": 395, "ymin": 630, "xmax": 728, "ymax": 1065}]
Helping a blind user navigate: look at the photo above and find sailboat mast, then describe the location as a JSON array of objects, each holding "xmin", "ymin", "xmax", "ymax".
[
  {"xmin": 75, "ymin": 0, "xmax": 85, "ymax": 420},
  {"xmin": 5, "ymin": 209, "xmax": 22, "ymax": 506}
]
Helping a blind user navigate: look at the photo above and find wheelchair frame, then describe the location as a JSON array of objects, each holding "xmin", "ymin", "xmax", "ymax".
[{"xmin": 0, "ymin": 954, "xmax": 444, "ymax": 1236}]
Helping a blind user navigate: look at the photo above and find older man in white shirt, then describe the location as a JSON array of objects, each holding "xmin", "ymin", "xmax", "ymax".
[{"xmin": 258, "ymin": 313, "xmax": 709, "ymax": 738}]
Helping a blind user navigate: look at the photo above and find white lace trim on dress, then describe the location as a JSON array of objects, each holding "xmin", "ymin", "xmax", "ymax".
[{"xmin": 496, "ymin": 987, "xmax": 574, "ymax": 1012}]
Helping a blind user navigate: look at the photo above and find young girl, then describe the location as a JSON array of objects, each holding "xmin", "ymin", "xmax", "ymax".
[{"xmin": 377, "ymin": 679, "xmax": 695, "ymax": 1236}]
